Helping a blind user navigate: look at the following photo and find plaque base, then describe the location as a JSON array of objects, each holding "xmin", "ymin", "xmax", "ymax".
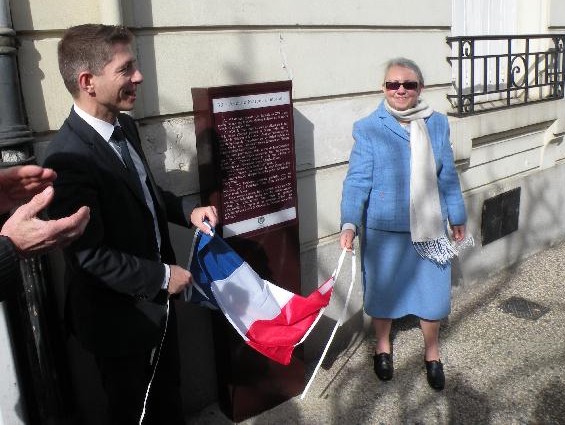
[
  {"xmin": 213, "ymin": 312, "xmax": 304, "ymax": 422},
  {"xmin": 213, "ymin": 225, "xmax": 304, "ymax": 421}
]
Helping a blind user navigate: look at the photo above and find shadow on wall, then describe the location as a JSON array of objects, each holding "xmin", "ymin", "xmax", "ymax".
[
  {"xmin": 291, "ymin": 108, "xmax": 331, "ymax": 362},
  {"xmin": 293, "ymin": 99, "xmax": 371, "ymax": 377},
  {"xmin": 18, "ymin": 36, "xmax": 50, "ymax": 133},
  {"xmin": 292, "ymin": 106, "xmax": 317, "ymax": 258},
  {"xmin": 9, "ymin": 1, "xmax": 35, "ymax": 132}
]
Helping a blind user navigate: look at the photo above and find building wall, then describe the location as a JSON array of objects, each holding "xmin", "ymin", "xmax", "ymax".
[
  {"xmin": 0, "ymin": 304, "xmax": 25, "ymax": 425},
  {"xmin": 4, "ymin": 0, "xmax": 565, "ymax": 421},
  {"xmin": 550, "ymin": 0, "xmax": 565, "ymax": 29}
]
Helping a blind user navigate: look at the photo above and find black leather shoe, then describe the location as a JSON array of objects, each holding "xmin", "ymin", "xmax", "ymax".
[
  {"xmin": 425, "ymin": 360, "xmax": 445, "ymax": 390},
  {"xmin": 373, "ymin": 353, "xmax": 393, "ymax": 381}
]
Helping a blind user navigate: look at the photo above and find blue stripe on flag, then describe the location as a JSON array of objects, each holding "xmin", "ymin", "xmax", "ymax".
[{"xmin": 188, "ymin": 231, "xmax": 246, "ymax": 309}]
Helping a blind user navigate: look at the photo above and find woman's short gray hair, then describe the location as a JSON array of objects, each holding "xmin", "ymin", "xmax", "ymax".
[{"xmin": 384, "ymin": 57, "xmax": 425, "ymax": 86}]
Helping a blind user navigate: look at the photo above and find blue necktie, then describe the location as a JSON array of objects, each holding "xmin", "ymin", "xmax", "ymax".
[
  {"xmin": 111, "ymin": 126, "xmax": 144, "ymax": 195},
  {"xmin": 112, "ymin": 126, "xmax": 163, "ymax": 252}
]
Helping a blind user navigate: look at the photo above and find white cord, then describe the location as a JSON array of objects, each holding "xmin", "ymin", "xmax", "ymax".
[
  {"xmin": 138, "ymin": 299, "xmax": 170, "ymax": 424},
  {"xmin": 300, "ymin": 249, "xmax": 356, "ymax": 400}
]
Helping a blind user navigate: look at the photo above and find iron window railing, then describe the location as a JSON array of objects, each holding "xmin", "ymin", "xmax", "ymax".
[{"xmin": 446, "ymin": 34, "xmax": 565, "ymax": 116}]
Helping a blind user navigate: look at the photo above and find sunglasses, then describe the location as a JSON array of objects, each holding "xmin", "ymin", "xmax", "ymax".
[{"xmin": 384, "ymin": 81, "xmax": 419, "ymax": 91}]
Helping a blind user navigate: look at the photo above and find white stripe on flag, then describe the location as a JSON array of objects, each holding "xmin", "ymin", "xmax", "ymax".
[{"xmin": 211, "ymin": 261, "xmax": 293, "ymax": 336}]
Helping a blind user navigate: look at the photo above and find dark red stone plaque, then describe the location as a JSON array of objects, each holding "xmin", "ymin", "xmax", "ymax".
[{"xmin": 192, "ymin": 81, "xmax": 303, "ymax": 421}]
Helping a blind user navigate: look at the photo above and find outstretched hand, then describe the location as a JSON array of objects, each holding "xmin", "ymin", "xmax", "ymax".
[
  {"xmin": 0, "ymin": 186, "xmax": 90, "ymax": 257},
  {"xmin": 0, "ymin": 165, "xmax": 57, "ymax": 214}
]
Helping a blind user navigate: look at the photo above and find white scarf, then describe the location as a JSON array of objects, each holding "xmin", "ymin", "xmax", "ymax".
[{"xmin": 385, "ymin": 99, "xmax": 472, "ymax": 265}]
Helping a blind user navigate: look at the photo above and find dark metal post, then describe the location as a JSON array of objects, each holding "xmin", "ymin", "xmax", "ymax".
[
  {"xmin": 0, "ymin": 3, "xmax": 75, "ymax": 424},
  {"xmin": 0, "ymin": 3, "xmax": 33, "ymax": 165},
  {"xmin": 457, "ymin": 39, "xmax": 464, "ymax": 115},
  {"xmin": 506, "ymin": 38, "xmax": 512, "ymax": 106}
]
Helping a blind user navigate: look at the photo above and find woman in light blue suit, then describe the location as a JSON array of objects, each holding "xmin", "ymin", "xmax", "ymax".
[{"xmin": 340, "ymin": 58, "xmax": 469, "ymax": 390}]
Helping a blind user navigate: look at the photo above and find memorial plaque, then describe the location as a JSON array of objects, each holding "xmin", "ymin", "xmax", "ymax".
[
  {"xmin": 213, "ymin": 91, "xmax": 296, "ymax": 237},
  {"xmin": 192, "ymin": 81, "xmax": 303, "ymax": 421},
  {"xmin": 481, "ymin": 187, "xmax": 521, "ymax": 245}
]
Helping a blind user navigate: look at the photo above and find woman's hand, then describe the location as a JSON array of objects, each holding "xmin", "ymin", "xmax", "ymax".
[
  {"xmin": 450, "ymin": 224, "xmax": 466, "ymax": 242},
  {"xmin": 340, "ymin": 229, "xmax": 355, "ymax": 251}
]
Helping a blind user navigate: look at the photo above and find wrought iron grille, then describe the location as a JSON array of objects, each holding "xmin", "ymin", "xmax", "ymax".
[{"xmin": 446, "ymin": 34, "xmax": 565, "ymax": 116}]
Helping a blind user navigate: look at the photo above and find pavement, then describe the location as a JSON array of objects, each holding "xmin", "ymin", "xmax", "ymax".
[{"xmin": 186, "ymin": 240, "xmax": 565, "ymax": 425}]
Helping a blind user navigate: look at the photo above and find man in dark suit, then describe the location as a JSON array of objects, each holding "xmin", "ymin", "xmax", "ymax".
[{"xmin": 43, "ymin": 24, "xmax": 218, "ymax": 425}]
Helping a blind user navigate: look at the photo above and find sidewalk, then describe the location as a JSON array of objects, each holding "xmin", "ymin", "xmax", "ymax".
[{"xmin": 188, "ymin": 241, "xmax": 565, "ymax": 424}]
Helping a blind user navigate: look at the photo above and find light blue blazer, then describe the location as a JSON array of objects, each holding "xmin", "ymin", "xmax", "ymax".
[{"xmin": 340, "ymin": 101, "xmax": 467, "ymax": 232}]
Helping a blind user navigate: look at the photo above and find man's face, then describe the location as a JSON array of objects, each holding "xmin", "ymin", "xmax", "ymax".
[
  {"xmin": 90, "ymin": 42, "xmax": 143, "ymax": 121},
  {"xmin": 382, "ymin": 65, "xmax": 422, "ymax": 111}
]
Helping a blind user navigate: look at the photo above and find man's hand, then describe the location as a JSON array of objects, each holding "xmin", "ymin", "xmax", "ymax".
[
  {"xmin": 0, "ymin": 165, "xmax": 57, "ymax": 214},
  {"xmin": 168, "ymin": 265, "xmax": 192, "ymax": 294},
  {"xmin": 190, "ymin": 205, "xmax": 218, "ymax": 235},
  {"xmin": 340, "ymin": 229, "xmax": 355, "ymax": 251},
  {"xmin": 0, "ymin": 186, "xmax": 90, "ymax": 257}
]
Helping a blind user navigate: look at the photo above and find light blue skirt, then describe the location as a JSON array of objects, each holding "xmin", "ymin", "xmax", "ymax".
[{"xmin": 361, "ymin": 228, "xmax": 451, "ymax": 320}]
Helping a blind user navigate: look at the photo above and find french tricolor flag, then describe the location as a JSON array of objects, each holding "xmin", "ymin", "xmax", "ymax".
[{"xmin": 187, "ymin": 230, "xmax": 334, "ymax": 365}]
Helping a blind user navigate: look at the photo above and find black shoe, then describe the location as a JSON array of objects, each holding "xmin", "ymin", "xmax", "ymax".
[
  {"xmin": 373, "ymin": 353, "xmax": 393, "ymax": 381},
  {"xmin": 425, "ymin": 360, "xmax": 445, "ymax": 390}
]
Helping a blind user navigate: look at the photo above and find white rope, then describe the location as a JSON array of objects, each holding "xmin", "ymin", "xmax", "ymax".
[
  {"xmin": 138, "ymin": 298, "xmax": 170, "ymax": 424},
  {"xmin": 296, "ymin": 247, "xmax": 349, "ymax": 347},
  {"xmin": 300, "ymin": 248, "xmax": 356, "ymax": 400}
]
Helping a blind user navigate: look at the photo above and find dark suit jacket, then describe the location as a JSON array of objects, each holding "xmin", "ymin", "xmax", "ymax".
[
  {"xmin": 0, "ymin": 236, "xmax": 20, "ymax": 300},
  {"xmin": 43, "ymin": 109, "xmax": 194, "ymax": 356}
]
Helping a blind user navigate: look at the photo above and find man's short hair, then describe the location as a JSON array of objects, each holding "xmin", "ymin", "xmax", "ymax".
[{"xmin": 58, "ymin": 24, "xmax": 133, "ymax": 96}]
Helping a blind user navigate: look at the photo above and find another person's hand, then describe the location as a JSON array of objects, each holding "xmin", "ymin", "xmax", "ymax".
[
  {"xmin": 0, "ymin": 186, "xmax": 90, "ymax": 257},
  {"xmin": 0, "ymin": 165, "xmax": 57, "ymax": 214},
  {"xmin": 450, "ymin": 224, "xmax": 466, "ymax": 242},
  {"xmin": 168, "ymin": 265, "xmax": 192, "ymax": 294},
  {"xmin": 340, "ymin": 229, "xmax": 355, "ymax": 251},
  {"xmin": 190, "ymin": 206, "xmax": 218, "ymax": 235}
]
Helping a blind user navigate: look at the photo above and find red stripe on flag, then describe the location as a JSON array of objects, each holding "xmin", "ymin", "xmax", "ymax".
[{"xmin": 245, "ymin": 280, "xmax": 334, "ymax": 365}]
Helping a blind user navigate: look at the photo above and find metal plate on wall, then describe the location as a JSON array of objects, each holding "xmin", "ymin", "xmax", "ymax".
[{"xmin": 481, "ymin": 187, "xmax": 521, "ymax": 245}]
